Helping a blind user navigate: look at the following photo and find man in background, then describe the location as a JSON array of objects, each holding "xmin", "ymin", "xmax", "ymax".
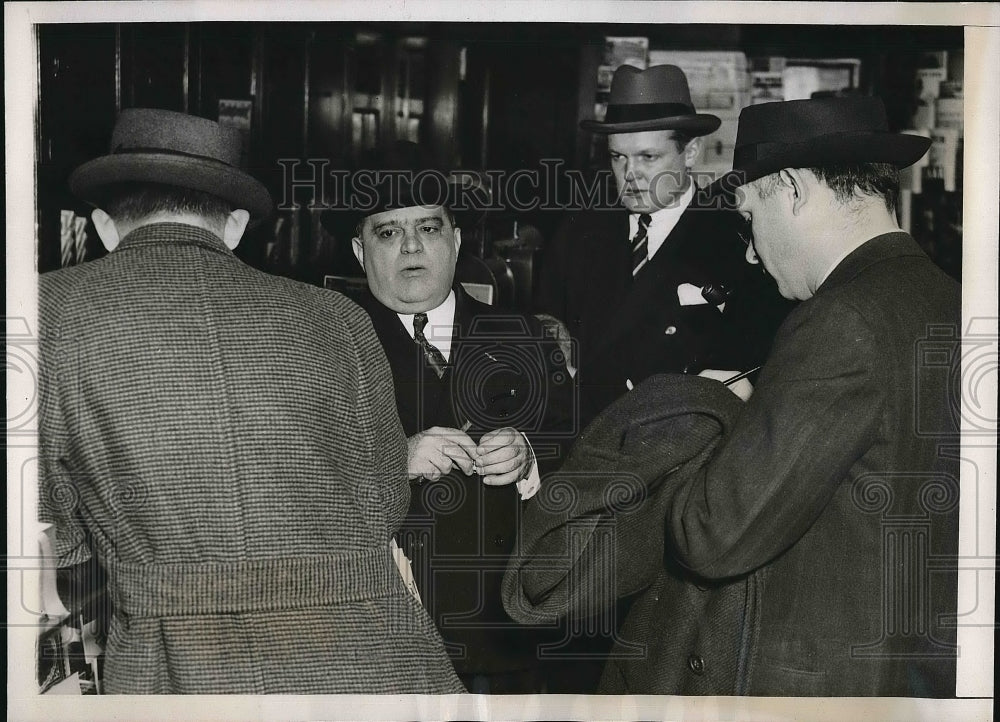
[
  {"xmin": 335, "ymin": 142, "xmax": 574, "ymax": 692},
  {"xmin": 38, "ymin": 109, "xmax": 463, "ymax": 694},
  {"xmin": 538, "ymin": 64, "xmax": 791, "ymax": 424}
]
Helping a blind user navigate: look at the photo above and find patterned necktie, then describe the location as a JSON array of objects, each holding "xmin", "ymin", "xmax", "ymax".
[
  {"xmin": 413, "ymin": 313, "xmax": 448, "ymax": 378},
  {"xmin": 631, "ymin": 213, "xmax": 652, "ymax": 276}
]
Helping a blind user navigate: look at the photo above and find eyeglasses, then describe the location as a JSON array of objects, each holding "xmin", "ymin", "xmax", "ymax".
[{"xmin": 737, "ymin": 216, "xmax": 754, "ymax": 248}]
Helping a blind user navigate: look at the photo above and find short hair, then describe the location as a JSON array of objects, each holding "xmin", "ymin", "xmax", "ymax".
[
  {"xmin": 670, "ymin": 130, "xmax": 695, "ymax": 153},
  {"xmin": 753, "ymin": 162, "xmax": 900, "ymax": 215},
  {"xmin": 807, "ymin": 162, "xmax": 900, "ymax": 215},
  {"xmin": 355, "ymin": 206, "xmax": 457, "ymax": 239},
  {"xmin": 98, "ymin": 182, "xmax": 233, "ymax": 225}
]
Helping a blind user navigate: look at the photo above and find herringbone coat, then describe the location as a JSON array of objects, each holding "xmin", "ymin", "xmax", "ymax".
[{"xmin": 38, "ymin": 222, "xmax": 463, "ymax": 694}]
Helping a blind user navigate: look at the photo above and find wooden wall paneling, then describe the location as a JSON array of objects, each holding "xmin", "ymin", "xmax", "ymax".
[
  {"xmin": 575, "ymin": 41, "xmax": 602, "ymax": 171},
  {"xmin": 36, "ymin": 24, "xmax": 118, "ymax": 272},
  {"xmin": 197, "ymin": 22, "xmax": 254, "ymax": 122},
  {"xmin": 424, "ymin": 40, "xmax": 460, "ymax": 168},
  {"xmin": 307, "ymin": 28, "xmax": 350, "ymax": 161},
  {"xmin": 124, "ymin": 23, "xmax": 188, "ymax": 112}
]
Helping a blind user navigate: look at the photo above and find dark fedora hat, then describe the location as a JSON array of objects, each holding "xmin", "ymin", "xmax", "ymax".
[
  {"xmin": 319, "ymin": 140, "xmax": 490, "ymax": 238},
  {"xmin": 70, "ymin": 108, "xmax": 273, "ymax": 222},
  {"xmin": 581, "ymin": 64, "xmax": 721, "ymax": 136},
  {"xmin": 714, "ymin": 96, "xmax": 931, "ymax": 195}
]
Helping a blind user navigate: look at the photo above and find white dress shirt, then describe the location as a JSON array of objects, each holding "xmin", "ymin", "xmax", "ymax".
[
  {"xmin": 396, "ymin": 290, "xmax": 457, "ymax": 360},
  {"xmin": 628, "ymin": 182, "xmax": 695, "ymax": 263},
  {"xmin": 397, "ymin": 291, "xmax": 540, "ymax": 500}
]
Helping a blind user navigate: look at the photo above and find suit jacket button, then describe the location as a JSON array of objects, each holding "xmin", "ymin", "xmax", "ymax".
[
  {"xmin": 688, "ymin": 654, "xmax": 705, "ymax": 675},
  {"xmin": 494, "ymin": 535, "xmax": 505, "ymax": 547},
  {"xmin": 664, "ymin": 326, "xmax": 677, "ymax": 335}
]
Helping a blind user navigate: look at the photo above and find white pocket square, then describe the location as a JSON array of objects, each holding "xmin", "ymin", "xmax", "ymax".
[
  {"xmin": 677, "ymin": 283, "xmax": 708, "ymax": 306},
  {"xmin": 678, "ymin": 283, "xmax": 725, "ymax": 311}
]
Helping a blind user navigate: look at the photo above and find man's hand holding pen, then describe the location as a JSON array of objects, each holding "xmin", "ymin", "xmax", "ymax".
[{"xmin": 697, "ymin": 366, "xmax": 760, "ymax": 402}]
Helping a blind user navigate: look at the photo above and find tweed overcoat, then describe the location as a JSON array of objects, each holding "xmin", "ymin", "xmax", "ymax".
[
  {"xmin": 358, "ymin": 288, "xmax": 575, "ymax": 677},
  {"xmin": 38, "ymin": 223, "xmax": 463, "ymax": 694},
  {"xmin": 537, "ymin": 198, "xmax": 794, "ymax": 426},
  {"xmin": 505, "ymin": 233, "xmax": 960, "ymax": 696}
]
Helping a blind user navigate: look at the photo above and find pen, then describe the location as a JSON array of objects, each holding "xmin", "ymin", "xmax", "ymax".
[{"xmin": 723, "ymin": 366, "xmax": 762, "ymax": 386}]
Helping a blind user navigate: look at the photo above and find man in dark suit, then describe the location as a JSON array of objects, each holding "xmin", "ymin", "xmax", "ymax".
[
  {"xmin": 538, "ymin": 64, "xmax": 792, "ymax": 424},
  {"xmin": 506, "ymin": 97, "xmax": 960, "ymax": 697},
  {"xmin": 338, "ymin": 148, "xmax": 574, "ymax": 693}
]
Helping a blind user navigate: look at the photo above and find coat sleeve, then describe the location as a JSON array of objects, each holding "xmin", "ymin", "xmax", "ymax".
[
  {"xmin": 37, "ymin": 277, "xmax": 92, "ymax": 567},
  {"xmin": 503, "ymin": 376, "xmax": 742, "ymax": 624},
  {"xmin": 524, "ymin": 313, "xmax": 577, "ymax": 475},
  {"xmin": 665, "ymin": 298, "xmax": 883, "ymax": 579},
  {"xmin": 339, "ymin": 298, "xmax": 411, "ymax": 539}
]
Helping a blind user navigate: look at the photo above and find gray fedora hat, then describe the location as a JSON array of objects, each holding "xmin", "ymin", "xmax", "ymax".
[
  {"xmin": 581, "ymin": 64, "xmax": 721, "ymax": 136},
  {"xmin": 69, "ymin": 108, "xmax": 273, "ymax": 222}
]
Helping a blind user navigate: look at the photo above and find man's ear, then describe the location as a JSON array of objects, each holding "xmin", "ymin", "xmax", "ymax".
[
  {"xmin": 683, "ymin": 137, "xmax": 702, "ymax": 168},
  {"xmin": 91, "ymin": 208, "xmax": 121, "ymax": 252},
  {"xmin": 452, "ymin": 227, "xmax": 462, "ymax": 255},
  {"xmin": 351, "ymin": 236, "xmax": 365, "ymax": 271},
  {"xmin": 222, "ymin": 209, "xmax": 251, "ymax": 250},
  {"xmin": 780, "ymin": 168, "xmax": 809, "ymax": 215}
]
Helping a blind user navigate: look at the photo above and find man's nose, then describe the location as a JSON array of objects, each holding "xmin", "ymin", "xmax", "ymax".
[
  {"xmin": 623, "ymin": 161, "xmax": 642, "ymax": 182},
  {"xmin": 400, "ymin": 229, "xmax": 423, "ymax": 253}
]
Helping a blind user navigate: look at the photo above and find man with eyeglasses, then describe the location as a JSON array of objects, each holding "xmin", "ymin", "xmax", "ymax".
[{"xmin": 506, "ymin": 96, "xmax": 960, "ymax": 697}]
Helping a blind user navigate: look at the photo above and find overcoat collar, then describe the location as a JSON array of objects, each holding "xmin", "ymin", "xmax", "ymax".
[
  {"xmin": 817, "ymin": 232, "xmax": 925, "ymax": 297},
  {"xmin": 117, "ymin": 222, "xmax": 231, "ymax": 255}
]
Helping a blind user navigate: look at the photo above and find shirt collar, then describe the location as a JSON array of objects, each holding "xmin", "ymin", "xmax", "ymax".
[
  {"xmin": 397, "ymin": 290, "xmax": 457, "ymax": 360},
  {"xmin": 629, "ymin": 183, "xmax": 695, "ymax": 259}
]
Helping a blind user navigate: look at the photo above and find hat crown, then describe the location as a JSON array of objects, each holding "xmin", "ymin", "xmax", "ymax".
[
  {"xmin": 716, "ymin": 95, "xmax": 931, "ymax": 194},
  {"xmin": 110, "ymin": 108, "xmax": 243, "ymax": 167},
  {"xmin": 609, "ymin": 64, "xmax": 695, "ymax": 108},
  {"xmin": 735, "ymin": 96, "xmax": 889, "ymax": 148}
]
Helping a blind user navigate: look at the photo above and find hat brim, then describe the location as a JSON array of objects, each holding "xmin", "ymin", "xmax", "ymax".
[
  {"xmin": 580, "ymin": 114, "xmax": 721, "ymax": 136},
  {"xmin": 319, "ymin": 180, "xmax": 491, "ymax": 239},
  {"xmin": 707, "ymin": 131, "xmax": 932, "ymax": 205},
  {"xmin": 69, "ymin": 153, "xmax": 274, "ymax": 223}
]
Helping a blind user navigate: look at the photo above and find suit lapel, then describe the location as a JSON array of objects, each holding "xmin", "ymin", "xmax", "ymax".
[
  {"xmin": 361, "ymin": 294, "xmax": 450, "ymax": 436},
  {"xmin": 590, "ymin": 205, "xmax": 718, "ymax": 358}
]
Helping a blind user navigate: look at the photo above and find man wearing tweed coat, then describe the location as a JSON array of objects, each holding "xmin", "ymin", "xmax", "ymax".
[
  {"xmin": 505, "ymin": 97, "xmax": 960, "ymax": 696},
  {"xmin": 37, "ymin": 108, "xmax": 463, "ymax": 694}
]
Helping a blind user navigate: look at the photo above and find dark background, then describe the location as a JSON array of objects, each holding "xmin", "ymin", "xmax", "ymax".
[{"xmin": 36, "ymin": 22, "xmax": 964, "ymax": 304}]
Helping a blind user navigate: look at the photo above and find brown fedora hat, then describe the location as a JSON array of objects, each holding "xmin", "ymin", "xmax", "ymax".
[
  {"xmin": 581, "ymin": 64, "xmax": 721, "ymax": 136},
  {"xmin": 70, "ymin": 108, "xmax": 273, "ymax": 222},
  {"xmin": 713, "ymin": 96, "xmax": 931, "ymax": 197}
]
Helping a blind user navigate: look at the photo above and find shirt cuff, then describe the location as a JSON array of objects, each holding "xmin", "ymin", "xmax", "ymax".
[{"xmin": 514, "ymin": 433, "xmax": 541, "ymax": 500}]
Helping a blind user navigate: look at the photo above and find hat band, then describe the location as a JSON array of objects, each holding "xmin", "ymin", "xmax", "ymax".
[
  {"xmin": 603, "ymin": 102, "xmax": 696, "ymax": 124},
  {"xmin": 112, "ymin": 145, "xmax": 239, "ymax": 170}
]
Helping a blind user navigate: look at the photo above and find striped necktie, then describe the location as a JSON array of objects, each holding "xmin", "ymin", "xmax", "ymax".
[
  {"xmin": 631, "ymin": 213, "xmax": 652, "ymax": 276},
  {"xmin": 413, "ymin": 312, "xmax": 448, "ymax": 378}
]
